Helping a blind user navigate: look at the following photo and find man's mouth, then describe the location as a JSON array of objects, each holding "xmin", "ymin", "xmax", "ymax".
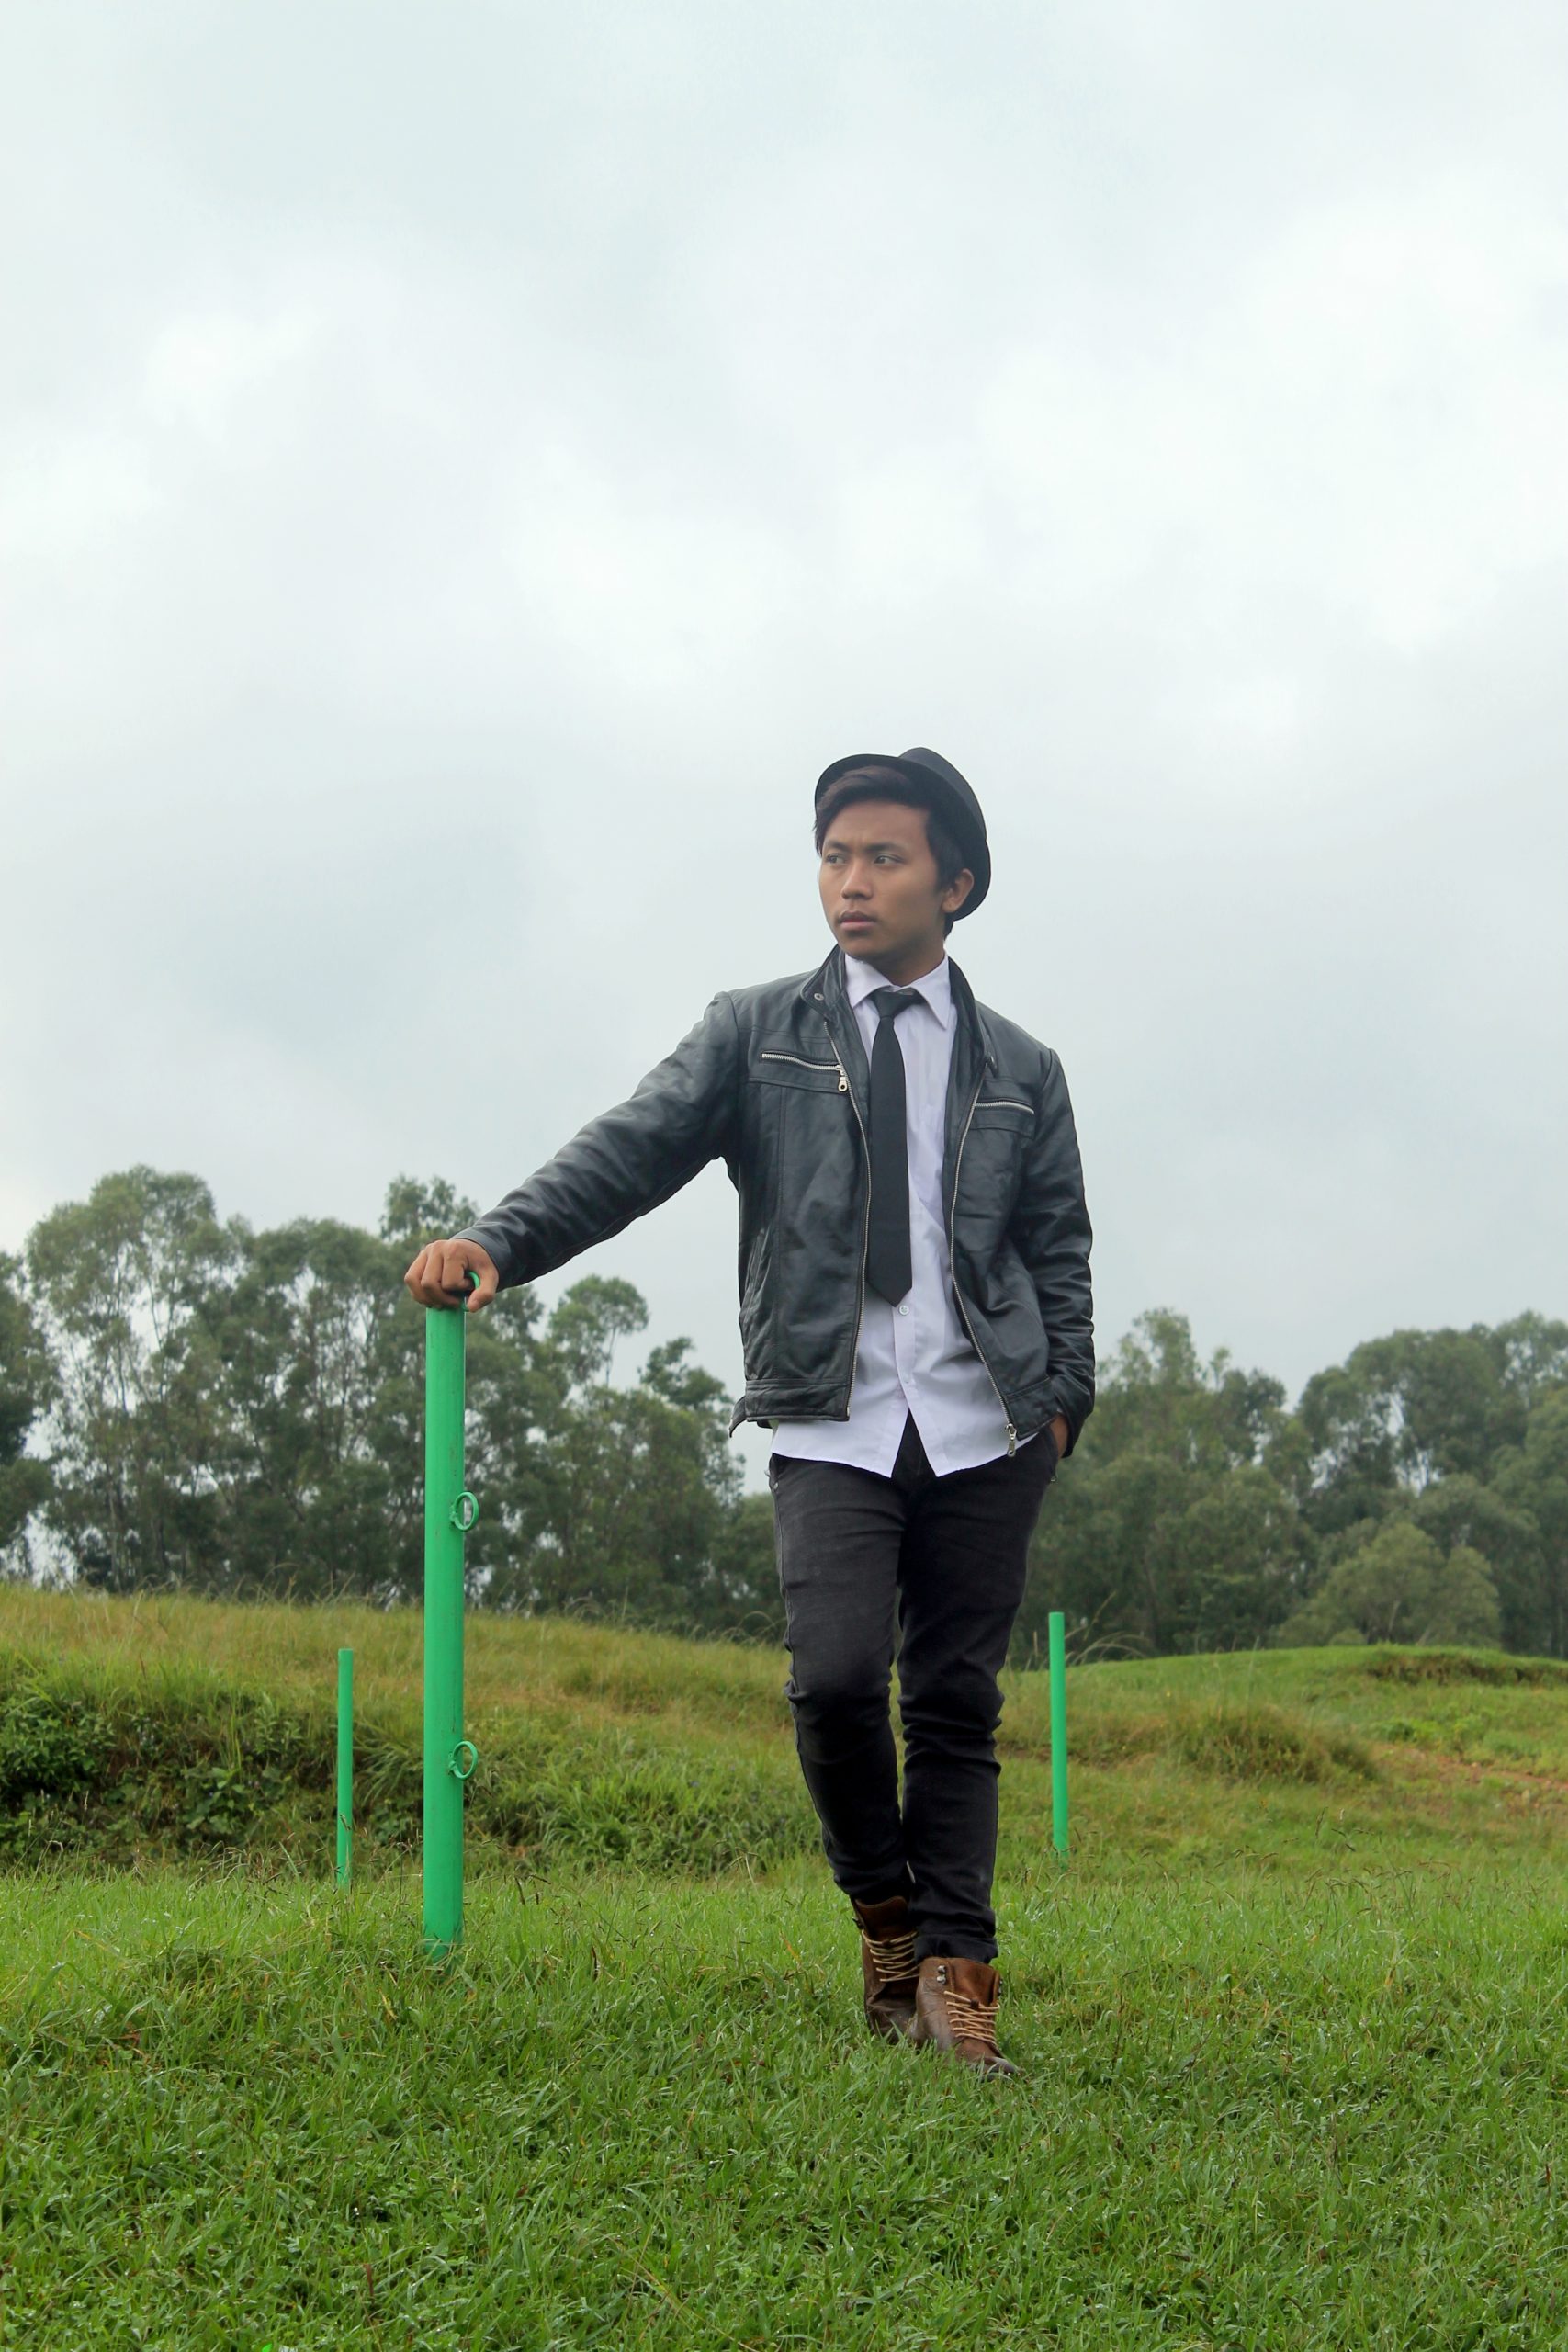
[{"xmin": 839, "ymin": 912, "xmax": 875, "ymax": 927}]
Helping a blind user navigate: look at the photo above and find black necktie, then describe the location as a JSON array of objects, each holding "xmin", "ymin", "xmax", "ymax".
[{"xmin": 866, "ymin": 987, "xmax": 923, "ymax": 1305}]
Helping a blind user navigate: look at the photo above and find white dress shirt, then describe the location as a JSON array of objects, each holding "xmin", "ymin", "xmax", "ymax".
[{"xmin": 770, "ymin": 952, "xmax": 1029, "ymax": 1478}]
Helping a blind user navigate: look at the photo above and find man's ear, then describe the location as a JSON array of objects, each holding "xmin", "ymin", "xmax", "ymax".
[{"xmin": 942, "ymin": 868, "xmax": 976, "ymax": 918}]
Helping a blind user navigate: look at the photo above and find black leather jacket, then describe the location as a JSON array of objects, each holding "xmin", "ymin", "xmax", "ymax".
[{"xmin": 457, "ymin": 946, "xmax": 1094, "ymax": 1452}]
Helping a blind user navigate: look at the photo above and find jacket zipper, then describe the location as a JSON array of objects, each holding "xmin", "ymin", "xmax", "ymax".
[
  {"xmin": 985, "ymin": 1099, "xmax": 1032, "ymax": 1115},
  {"xmin": 759, "ymin": 1051, "xmax": 841, "ymax": 1073},
  {"xmin": 949, "ymin": 1073, "xmax": 1019, "ymax": 1456},
  {"xmin": 833, "ymin": 1054, "xmax": 872, "ymax": 1397}
]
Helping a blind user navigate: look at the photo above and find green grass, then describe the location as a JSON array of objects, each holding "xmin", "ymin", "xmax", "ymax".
[
  {"xmin": 5, "ymin": 1587, "xmax": 1568, "ymax": 1878},
  {"xmin": 6, "ymin": 1864, "xmax": 1568, "ymax": 2349},
  {"xmin": 4, "ymin": 1593, "xmax": 1568, "ymax": 2346}
]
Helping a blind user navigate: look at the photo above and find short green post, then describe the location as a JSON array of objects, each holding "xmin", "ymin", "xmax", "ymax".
[
  {"xmin": 423, "ymin": 1291, "xmax": 478, "ymax": 1960},
  {"xmin": 1048, "ymin": 1610, "xmax": 1068, "ymax": 1862},
  {"xmin": 335, "ymin": 1647, "xmax": 354, "ymax": 1886}
]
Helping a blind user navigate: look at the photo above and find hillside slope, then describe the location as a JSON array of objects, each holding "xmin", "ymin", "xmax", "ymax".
[{"xmin": 3, "ymin": 1588, "xmax": 1566, "ymax": 1875}]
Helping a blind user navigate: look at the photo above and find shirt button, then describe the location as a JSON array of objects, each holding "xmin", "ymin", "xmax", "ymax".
[{"xmin": 897, "ymin": 1303, "xmax": 909, "ymax": 1316}]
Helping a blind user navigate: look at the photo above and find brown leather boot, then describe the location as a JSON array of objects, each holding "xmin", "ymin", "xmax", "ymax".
[
  {"xmin": 852, "ymin": 1894, "xmax": 919, "ymax": 2041},
  {"xmin": 909, "ymin": 1954, "xmax": 1018, "ymax": 2076}
]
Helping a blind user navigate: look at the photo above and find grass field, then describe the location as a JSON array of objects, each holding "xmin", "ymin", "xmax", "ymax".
[{"xmin": 5, "ymin": 1591, "xmax": 1568, "ymax": 2347}]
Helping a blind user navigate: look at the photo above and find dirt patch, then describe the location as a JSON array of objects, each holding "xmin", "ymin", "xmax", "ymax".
[{"xmin": 1366, "ymin": 1649, "xmax": 1568, "ymax": 1690}]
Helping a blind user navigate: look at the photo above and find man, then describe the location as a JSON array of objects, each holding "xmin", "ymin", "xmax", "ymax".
[{"xmin": 404, "ymin": 747, "xmax": 1094, "ymax": 2075}]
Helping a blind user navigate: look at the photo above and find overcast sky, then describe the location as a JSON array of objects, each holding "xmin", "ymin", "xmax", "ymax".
[{"xmin": 3, "ymin": 0, "xmax": 1564, "ymax": 1487}]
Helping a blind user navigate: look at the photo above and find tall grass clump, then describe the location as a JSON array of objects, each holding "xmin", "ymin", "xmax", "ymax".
[{"xmin": 1167, "ymin": 1700, "xmax": 1376, "ymax": 1785}]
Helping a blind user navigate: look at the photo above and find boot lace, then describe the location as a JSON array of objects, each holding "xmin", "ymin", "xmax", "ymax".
[
  {"xmin": 941, "ymin": 1984, "xmax": 1000, "ymax": 2047},
  {"xmin": 863, "ymin": 1927, "xmax": 918, "ymax": 1983}
]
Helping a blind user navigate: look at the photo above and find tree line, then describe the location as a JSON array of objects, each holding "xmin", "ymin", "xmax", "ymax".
[
  {"xmin": 1013, "ymin": 1306, "xmax": 1568, "ymax": 1662},
  {"xmin": 3, "ymin": 1166, "xmax": 1565, "ymax": 1659}
]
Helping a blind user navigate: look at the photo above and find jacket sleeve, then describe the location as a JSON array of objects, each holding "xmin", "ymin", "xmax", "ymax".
[
  {"xmin": 1009, "ymin": 1048, "xmax": 1095, "ymax": 1451},
  {"xmin": 453, "ymin": 992, "xmax": 741, "ymax": 1289}
]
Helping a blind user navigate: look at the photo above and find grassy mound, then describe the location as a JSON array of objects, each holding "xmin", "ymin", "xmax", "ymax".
[
  {"xmin": 0, "ymin": 1649, "xmax": 815, "ymax": 1874},
  {"xmin": 3, "ymin": 1589, "xmax": 1566, "ymax": 1876}
]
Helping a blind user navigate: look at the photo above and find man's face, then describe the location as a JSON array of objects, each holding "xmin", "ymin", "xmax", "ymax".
[{"xmin": 818, "ymin": 797, "xmax": 972, "ymax": 974}]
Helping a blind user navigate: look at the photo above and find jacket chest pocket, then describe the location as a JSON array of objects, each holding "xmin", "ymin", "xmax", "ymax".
[
  {"xmin": 747, "ymin": 1049, "xmax": 855, "ymax": 1236},
  {"xmin": 750, "ymin": 1049, "xmax": 846, "ymax": 1094},
  {"xmin": 961, "ymin": 1098, "xmax": 1034, "ymax": 1220},
  {"xmin": 969, "ymin": 1098, "xmax": 1034, "ymax": 1134}
]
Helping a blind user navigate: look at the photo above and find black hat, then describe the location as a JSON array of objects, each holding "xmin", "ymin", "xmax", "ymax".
[{"xmin": 814, "ymin": 746, "xmax": 990, "ymax": 918}]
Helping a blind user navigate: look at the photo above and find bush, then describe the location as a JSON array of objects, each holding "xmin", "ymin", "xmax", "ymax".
[
  {"xmin": 1278, "ymin": 1525, "xmax": 1502, "ymax": 1649},
  {"xmin": 0, "ymin": 1688, "xmax": 108, "ymax": 1803},
  {"xmin": 1168, "ymin": 1701, "xmax": 1375, "ymax": 1785}
]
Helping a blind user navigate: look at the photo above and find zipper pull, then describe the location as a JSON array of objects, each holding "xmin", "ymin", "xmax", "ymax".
[
  {"xmin": 1006, "ymin": 1424, "xmax": 1017, "ymax": 1458},
  {"xmin": 837, "ymin": 1066, "xmax": 848, "ymax": 1092}
]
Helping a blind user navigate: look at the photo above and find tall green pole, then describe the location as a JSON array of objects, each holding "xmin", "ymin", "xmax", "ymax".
[
  {"xmin": 423, "ymin": 1295, "xmax": 478, "ymax": 1959},
  {"xmin": 335, "ymin": 1646, "xmax": 354, "ymax": 1887},
  {"xmin": 1048, "ymin": 1610, "xmax": 1069, "ymax": 1862}
]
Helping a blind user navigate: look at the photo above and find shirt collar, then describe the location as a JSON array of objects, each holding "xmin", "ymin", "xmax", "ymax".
[{"xmin": 842, "ymin": 951, "xmax": 954, "ymax": 1031}]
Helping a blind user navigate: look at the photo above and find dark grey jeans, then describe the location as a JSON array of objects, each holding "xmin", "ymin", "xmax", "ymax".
[{"xmin": 768, "ymin": 1411, "xmax": 1057, "ymax": 1962}]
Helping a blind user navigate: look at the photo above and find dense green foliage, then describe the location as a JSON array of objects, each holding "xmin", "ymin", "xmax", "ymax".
[
  {"xmin": 8, "ymin": 1167, "xmax": 778, "ymax": 1637},
  {"xmin": 3, "ymin": 1168, "xmax": 1566, "ymax": 1657},
  {"xmin": 1018, "ymin": 1306, "xmax": 1568, "ymax": 1661},
  {"xmin": 0, "ymin": 1252, "xmax": 51, "ymax": 1556}
]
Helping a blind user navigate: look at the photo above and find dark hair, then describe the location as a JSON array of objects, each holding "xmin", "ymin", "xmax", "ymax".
[{"xmin": 813, "ymin": 772, "xmax": 971, "ymax": 936}]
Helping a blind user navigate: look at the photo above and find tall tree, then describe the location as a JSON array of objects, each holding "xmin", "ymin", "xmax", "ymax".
[
  {"xmin": 209, "ymin": 1213, "xmax": 428, "ymax": 1600},
  {"xmin": 1086, "ymin": 1309, "xmax": 1287, "ymax": 1476},
  {"xmin": 26, "ymin": 1169, "xmax": 243, "ymax": 1588},
  {"xmin": 1278, "ymin": 1521, "xmax": 1501, "ymax": 1649},
  {"xmin": 1409, "ymin": 1475, "xmax": 1548, "ymax": 1656},
  {"xmin": 0, "ymin": 1251, "xmax": 54, "ymax": 1568},
  {"xmin": 1486, "ymin": 1313, "xmax": 1568, "ymax": 1417},
  {"xmin": 482, "ymin": 1293, "xmax": 745, "ymax": 1628},
  {"xmin": 1021, "ymin": 1310, "xmax": 1306, "ymax": 1658},
  {"xmin": 1296, "ymin": 1326, "xmax": 1525, "ymax": 1533},
  {"xmin": 1493, "ymin": 1392, "xmax": 1568, "ymax": 1659}
]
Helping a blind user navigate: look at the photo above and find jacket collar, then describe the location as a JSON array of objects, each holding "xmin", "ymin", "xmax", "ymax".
[
  {"xmin": 841, "ymin": 948, "xmax": 954, "ymax": 1030},
  {"xmin": 800, "ymin": 944, "xmax": 995, "ymax": 1071}
]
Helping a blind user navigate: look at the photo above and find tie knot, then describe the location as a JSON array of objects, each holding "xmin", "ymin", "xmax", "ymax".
[{"xmin": 873, "ymin": 987, "xmax": 923, "ymax": 1022}]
